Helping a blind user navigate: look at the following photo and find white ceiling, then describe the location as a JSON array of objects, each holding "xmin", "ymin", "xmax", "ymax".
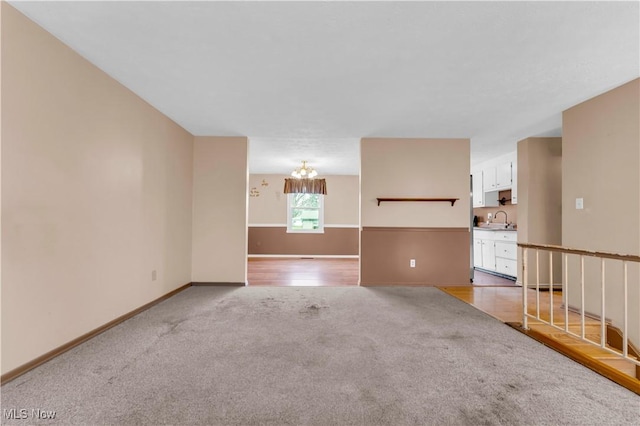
[
  {"xmin": 10, "ymin": 1, "xmax": 639, "ymax": 174},
  {"xmin": 250, "ymin": 138, "xmax": 361, "ymax": 176}
]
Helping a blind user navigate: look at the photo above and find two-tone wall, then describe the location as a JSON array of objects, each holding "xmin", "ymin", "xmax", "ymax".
[
  {"xmin": 248, "ymin": 174, "xmax": 359, "ymax": 256},
  {"xmin": 1, "ymin": 4, "xmax": 194, "ymax": 374},
  {"xmin": 562, "ymin": 78, "xmax": 640, "ymax": 347},
  {"xmin": 360, "ymin": 138, "xmax": 471, "ymax": 286},
  {"xmin": 2, "ymin": 4, "xmax": 251, "ymax": 376},
  {"xmin": 517, "ymin": 137, "xmax": 563, "ymax": 285}
]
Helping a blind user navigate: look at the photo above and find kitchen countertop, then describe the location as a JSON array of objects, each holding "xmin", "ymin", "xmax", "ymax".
[{"xmin": 474, "ymin": 226, "xmax": 517, "ymax": 232}]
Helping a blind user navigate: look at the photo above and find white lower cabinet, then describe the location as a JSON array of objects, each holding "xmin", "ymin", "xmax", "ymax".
[
  {"xmin": 474, "ymin": 230, "xmax": 517, "ymax": 278},
  {"xmin": 474, "ymin": 230, "xmax": 495, "ymax": 271},
  {"xmin": 481, "ymin": 240, "xmax": 496, "ymax": 271},
  {"xmin": 473, "ymin": 239, "xmax": 483, "ymax": 268},
  {"xmin": 495, "ymin": 241, "xmax": 517, "ymax": 259},
  {"xmin": 494, "ymin": 232, "xmax": 517, "ymax": 278},
  {"xmin": 496, "ymin": 257, "xmax": 517, "ymax": 277}
]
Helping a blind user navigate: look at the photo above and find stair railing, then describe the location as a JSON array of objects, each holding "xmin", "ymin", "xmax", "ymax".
[{"xmin": 519, "ymin": 242, "xmax": 640, "ymax": 368}]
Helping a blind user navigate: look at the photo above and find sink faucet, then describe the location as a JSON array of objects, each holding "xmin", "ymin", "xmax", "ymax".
[{"xmin": 495, "ymin": 210, "xmax": 508, "ymax": 225}]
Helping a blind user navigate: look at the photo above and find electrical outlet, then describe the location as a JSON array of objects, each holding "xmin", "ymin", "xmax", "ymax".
[
  {"xmin": 410, "ymin": 259, "xmax": 416, "ymax": 268},
  {"xmin": 151, "ymin": 270, "xmax": 157, "ymax": 281},
  {"xmin": 575, "ymin": 198, "xmax": 584, "ymax": 210}
]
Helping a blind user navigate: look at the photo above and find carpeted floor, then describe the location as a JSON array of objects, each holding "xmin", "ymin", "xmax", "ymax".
[{"xmin": 2, "ymin": 286, "xmax": 638, "ymax": 425}]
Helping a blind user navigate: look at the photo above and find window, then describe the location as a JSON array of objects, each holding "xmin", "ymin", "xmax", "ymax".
[{"xmin": 287, "ymin": 193, "xmax": 324, "ymax": 233}]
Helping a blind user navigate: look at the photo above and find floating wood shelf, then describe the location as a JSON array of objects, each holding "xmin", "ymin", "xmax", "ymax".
[{"xmin": 376, "ymin": 197, "xmax": 459, "ymax": 206}]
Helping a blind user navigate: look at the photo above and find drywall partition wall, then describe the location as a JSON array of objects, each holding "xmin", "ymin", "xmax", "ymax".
[
  {"xmin": 361, "ymin": 139, "xmax": 470, "ymax": 228},
  {"xmin": 192, "ymin": 137, "xmax": 248, "ymax": 283},
  {"xmin": 360, "ymin": 138, "xmax": 471, "ymax": 285},
  {"xmin": 1, "ymin": 4, "xmax": 194, "ymax": 375},
  {"xmin": 517, "ymin": 137, "xmax": 562, "ymax": 286},
  {"xmin": 248, "ymin": 174, "xmax": 359, "ymax": 256},
  {"xmin": 563, "ymin": 78, "xmax": 640, "ymax": 347}
]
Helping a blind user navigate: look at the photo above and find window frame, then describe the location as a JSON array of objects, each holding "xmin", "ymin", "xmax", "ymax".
[{"xmin": 286, "ymin": 193, "xmax": 325, "ymax": 233}]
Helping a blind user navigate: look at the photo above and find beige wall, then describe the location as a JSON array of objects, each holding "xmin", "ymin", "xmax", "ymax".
[
  {"xmin": 360, "ymin": 138, "xmax": 471, "ymax": 285},
  {"xmin": 361, "ymin": 138, "xmax": 471, "ymax": 228},
  {"xmin": 248, "ymin": 174, "xmax": 359, "ymax": 226},
  {"xmin": 563, "ymin": 78, "xmax": 640, "ymax": 345},
  {"xmin": 1, "ymin": 4, "xmax": 194, "ymax": 374},
  {"xmin": 192, "ymin": 137, "xmax": 248, "ymax": 283},
  {"xmin": 517, "ymin": 137, "xmax": 563, "ymax": 285}
]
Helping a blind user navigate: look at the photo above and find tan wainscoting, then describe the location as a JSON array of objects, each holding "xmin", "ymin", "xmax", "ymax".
[
  {"xmin": 248, "ymin": 226, "xmax": 359, "ymax": 256},
  {"xmin": 361, "ymin": 227, "xmax": 470, "ymax": 286}
]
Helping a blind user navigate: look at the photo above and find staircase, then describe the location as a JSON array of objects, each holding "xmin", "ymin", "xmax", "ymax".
[{"xmin": 439, "ymin": 285, "xmax": 640, "ymax": 395}]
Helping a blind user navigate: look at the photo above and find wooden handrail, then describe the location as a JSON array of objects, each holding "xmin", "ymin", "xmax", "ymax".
[
  {"xmin": 518, "ymin": 242, "xmax": 640, "ymax": 262},
  {"xmin": 376, "ymin": 197, "xmax": 459, "ymax": 206}
]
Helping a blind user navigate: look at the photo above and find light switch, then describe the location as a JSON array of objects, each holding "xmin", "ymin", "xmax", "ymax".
[{"xmin": 575, "ymin": 198, "xmax": 584, "ymax": 210}]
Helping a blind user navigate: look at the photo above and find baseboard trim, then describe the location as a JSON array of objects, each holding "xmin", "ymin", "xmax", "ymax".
[
  {"xmin": 191, "ymin": 282, "xmax": 246, "ymax": 286},
  {"xmin": 248, "ymin": 224, "xmax": 359, "ymax": 229},
  {"xmin": 360, "ymin": 282, "xmax": 469, "ymax": 287},
  {"xmin": 248, "ymin": 255, "xmax": 359, "ymax": 259},
  {"xmin": 474, "ymin": 267, "xmax": 516, "ymax": 282},
  {"xmin": 1, "ymin": 282, "xmax": 192, "ymax": 385}
]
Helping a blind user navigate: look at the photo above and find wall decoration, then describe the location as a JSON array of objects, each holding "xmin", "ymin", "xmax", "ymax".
[{"xmin": 249, "ymin": 187, "xmax": 260, "ymax": 197}]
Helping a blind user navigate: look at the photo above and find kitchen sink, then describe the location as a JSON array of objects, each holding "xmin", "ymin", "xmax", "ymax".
[{"xmin": 477, "ymin": 223, "xmax": 516, "ymax": 230}]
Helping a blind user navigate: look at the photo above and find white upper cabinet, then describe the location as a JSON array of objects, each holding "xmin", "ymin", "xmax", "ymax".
[
  {"xmin": 484, "ymin": 161, "xmax": 511, "ymax": 192},
  {"xmin": 495, "ymin": 161, "xmax": 512, "ymax": 190},
  {"xmin": 472, "ymin": 169, "xmax": 498, "ymax": 207},
  {"xmin": 483, "ymin": 167, "xmax": 497, "ymax": 192},
  {"xmin": 511, "ymin": 156, "xmax": 518, "ymax": 204},
  {"xmin": 474, "ymin": 151, "xmax": 517, "ymax": 204},
  {"xmin": 472, "ymin": 170, "xmax": 483, "ymax": 207}
]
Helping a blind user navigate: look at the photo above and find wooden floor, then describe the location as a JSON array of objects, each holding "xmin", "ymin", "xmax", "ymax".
[
  {"xmin": 440, "ymin": 286, "xmax": 640, "ymax": 394},
  {"xmin": 247, "ymin": 260, "xmax": 516, "ymax": 287},
  {"xmin": 472, "ymin": 269, "xmax": 517, "ymax": 286},
  {"xmin": 247, "ymin": 258, "xmax": 359, "ymax": 286}
]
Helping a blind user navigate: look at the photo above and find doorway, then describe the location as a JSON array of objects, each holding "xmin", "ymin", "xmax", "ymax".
[{"xmin": 246, "ymin": 172, "xmax": 360, "ymax": 287}]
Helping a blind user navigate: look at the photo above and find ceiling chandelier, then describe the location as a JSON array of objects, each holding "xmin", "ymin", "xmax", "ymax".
[{"xmin": 291, "ymin": 160, "xmax": 318, "ymax": 179}]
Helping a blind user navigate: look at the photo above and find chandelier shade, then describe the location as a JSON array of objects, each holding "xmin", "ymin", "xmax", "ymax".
[{"xmin": 291, "ymin": 160, "xmax": 318, "ymax": 179}]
